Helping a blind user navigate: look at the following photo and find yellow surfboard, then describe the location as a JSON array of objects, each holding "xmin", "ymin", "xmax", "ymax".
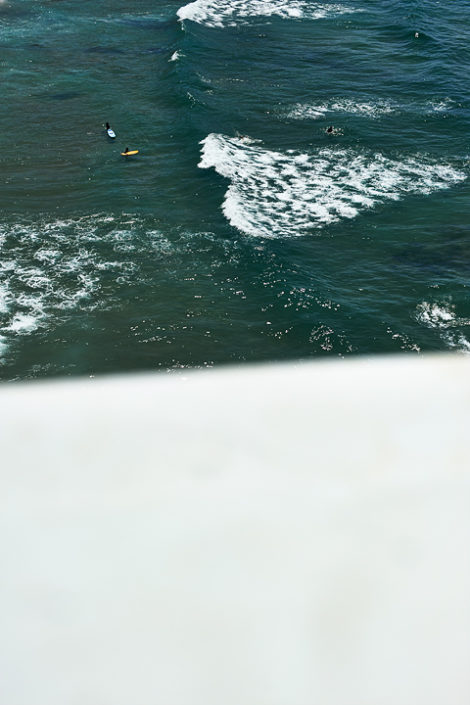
[{"xmin": 121, "ymin": 150, "xmax": 139, "ymax": 156}]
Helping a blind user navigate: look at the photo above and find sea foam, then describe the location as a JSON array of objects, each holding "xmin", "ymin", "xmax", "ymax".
[
  {"xmin": 177, "ymin": 0, "xmax": 357, "ymax": 28},
  {"xmin": 0, "ymin": 215, "xmax": 175, "ymax": 361},
  {"xmin": 199, "ymin": 133, "xmax": 466, "ymax": 238},
  {"xmin": 285, "ymin": 97, "xmax": 457, "ymax": 121},
  {"xmin": 416, "ymin": 300, "xmax": 470, "ymax": 352},
  {"xmin": 287, "ymin": 99, "xmax": 396, "ymax": 120}
]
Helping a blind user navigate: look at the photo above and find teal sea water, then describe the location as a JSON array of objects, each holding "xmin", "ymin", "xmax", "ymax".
[{"xmin": 1, "ymin": 0, "xmax": 469, "ymax": 380}]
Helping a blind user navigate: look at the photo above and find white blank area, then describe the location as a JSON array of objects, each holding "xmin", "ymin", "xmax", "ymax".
[{"xmin": 1, "ymin": 355, "xmax": 469, "ymax": 705}]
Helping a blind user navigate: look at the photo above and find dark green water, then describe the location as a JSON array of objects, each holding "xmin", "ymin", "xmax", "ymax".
[{"xmin": 1, "ymin": 0, "xmax": 470, "ymax": 379}]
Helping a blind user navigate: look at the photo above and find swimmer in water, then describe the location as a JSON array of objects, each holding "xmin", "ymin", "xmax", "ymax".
[{"xmin": 326, "ymin": 125, "xmax": 334, "ymax": 133}]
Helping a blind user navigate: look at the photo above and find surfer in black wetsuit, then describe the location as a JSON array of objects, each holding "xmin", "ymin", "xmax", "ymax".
[
  {"xmin": 124, "ymin": 147, "xmax": 129, "ymax": 154},
  {"xmin": 326, "ymin": 125, "xmax": 334, "ymax": 133},
  {"xmin": 106, "ymin": 122, "xmax": 111, "ymax": 130}
]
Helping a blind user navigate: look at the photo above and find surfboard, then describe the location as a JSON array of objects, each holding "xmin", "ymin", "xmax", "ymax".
[
  {"xmin": 107, "ymin": 128, "xmax": 116, "ymax": 138},
  {"xmin": 121, "ymin": 150, "xmax": 139, "ymax": 156}
]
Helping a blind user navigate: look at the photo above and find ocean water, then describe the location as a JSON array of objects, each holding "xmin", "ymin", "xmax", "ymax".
[{"xmin": 1, "ymin": 0, "xmax": 470, "ymax": 380}]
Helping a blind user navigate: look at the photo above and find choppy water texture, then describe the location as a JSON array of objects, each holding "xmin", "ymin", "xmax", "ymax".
[{"xmin": 1, "ymin": 0, "xmax": 470, "ymax": 379}]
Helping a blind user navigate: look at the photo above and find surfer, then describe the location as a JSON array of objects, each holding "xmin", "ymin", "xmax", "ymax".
[
  {"xmin": 106, "ymin": 122, "xmax": 116, "ymax": 138},
  {"xmin": 121, "ymin": 146, "xmax": 139, "ymax": 156},
  {"xmin": 326, "ymin": 125, "xmax": 334, "ymax": 134}
]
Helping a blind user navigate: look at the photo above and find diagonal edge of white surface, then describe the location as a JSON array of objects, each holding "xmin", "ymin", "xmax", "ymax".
[{"xmin": 1, "ymin": 354, "xmax": 470, "ymax": 705}]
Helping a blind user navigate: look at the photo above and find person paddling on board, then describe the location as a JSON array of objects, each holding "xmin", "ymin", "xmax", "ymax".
[
  {"xmin": 121, "ymin": 146, "xmax": 139, "ymax": 156},
  {"xmin": 106, "ymin": 122, "xmax": 116, "ymax": 138}
]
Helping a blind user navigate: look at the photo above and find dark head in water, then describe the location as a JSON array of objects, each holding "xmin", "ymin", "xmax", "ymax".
[{"xmin": 326, "ymin": 125, "xmax": 334, "ymax": 133}]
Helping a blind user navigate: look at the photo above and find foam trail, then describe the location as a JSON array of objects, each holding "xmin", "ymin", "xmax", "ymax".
[
  {"xmin": 199, "ymin": 134, "xmax": 466, "ymax": 238},
  {"xmin": 287, "ymin": 99, "xmax": 396, "ymax": 120},
  {"xmin": 177, "ymin": 0, "xmax": 358, "ymax": 28},
  {"xmin": 285, "ymin": 97, "xmax": 456, "ymax": 121}
]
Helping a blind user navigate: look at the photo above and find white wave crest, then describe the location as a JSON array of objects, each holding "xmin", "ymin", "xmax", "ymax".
[
  {"xmin": 177, "ymin": 0, "xmax": 357, "ymax": 28},
  {"xmin": 199, "ymin": 133, "xmax": 466, "ymax": 238}
]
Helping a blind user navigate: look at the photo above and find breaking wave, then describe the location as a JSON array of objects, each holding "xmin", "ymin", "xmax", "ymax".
[
  {"xmin": 199, "ymin": 133, "xmax": 466, "ymax": 237},
  {"xmin": 177, "ymin": 0, "xmax": 358, "ymax": 28}
]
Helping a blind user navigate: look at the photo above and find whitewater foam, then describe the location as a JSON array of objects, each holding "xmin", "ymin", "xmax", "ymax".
[
  {"xmin": 177, "ymin": 0, "xmax": 358, "ymax": 28},
  {"xmin": 199, "ymin": 134, "xmax": 466, "ymax": 238},
  {"xmin": 4, "ymin": 313, "xmax": 41, "ymax": 334},
  {"xmin": 416, "ymin": 300, "xmax": 470, "ymax": 352},
  {"xmin": 0, "ymin": 215, "xmax": 177, "ymax": 362},
  {"xmin": 416, "ymin": 301, "xmax": 456, "ymax": 328},
  {"xmin": 0, "ymin": 286, "xmax": 9, "ymax": 315},
  {"xmin": 425, "ymin": 98, "xmax": 456, "ymax": 113}
]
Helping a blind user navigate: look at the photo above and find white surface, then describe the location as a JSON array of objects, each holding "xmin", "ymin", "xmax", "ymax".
[{"xmin": 1, "ymin": 355, "xmax": 470, "ymax": 704}]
